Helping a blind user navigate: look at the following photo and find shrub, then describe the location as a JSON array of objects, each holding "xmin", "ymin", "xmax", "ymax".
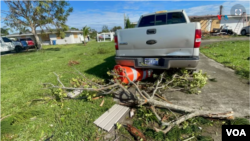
[{"xmin": 97, "ymin": 48, "xmax": 109, "ymax": 54}]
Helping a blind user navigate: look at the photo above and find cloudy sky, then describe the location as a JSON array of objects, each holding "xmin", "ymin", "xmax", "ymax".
[{"xmin": 1, "ymin": 0, "xmax": 249, "ymax": 32}]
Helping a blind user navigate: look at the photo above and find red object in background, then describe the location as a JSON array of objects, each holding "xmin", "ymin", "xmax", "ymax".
[
  {"xmin": 26, "ymin": 38, "xmax": 34, "ymax": 46},
  {"xmin": 20, "ymin": 38, "xmax": 34, "ymax": 47},
  {"xmin": 113, "ymin": 65, "xmax": 153, "ymax": 84},
  {"xmin": 217, "ymin": 15, "xmax": 222, "ymax": 20}
]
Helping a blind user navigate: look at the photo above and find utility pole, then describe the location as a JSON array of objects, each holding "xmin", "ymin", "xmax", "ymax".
[
  {"xmin": 219, "ymin": 5, "xmax": 223, "ymax": 15},
  {"xmin": 124, "ymin": 13, "xmax": 126, "ymax": 29}
]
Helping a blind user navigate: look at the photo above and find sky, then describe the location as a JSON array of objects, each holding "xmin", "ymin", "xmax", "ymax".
[{"xmin": 1, "ymin": 0, "xmax": 249, "ymax": 32}]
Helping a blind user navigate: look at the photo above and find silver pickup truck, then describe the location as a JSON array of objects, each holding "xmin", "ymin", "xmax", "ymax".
[{"xmin": 114, "ymin": 10, "xmax": 201, "ymax": 69}]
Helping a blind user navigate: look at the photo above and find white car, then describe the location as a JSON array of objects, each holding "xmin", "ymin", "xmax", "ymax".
[
  {"xmin": 0, "ymin": 36, "xmax": 23, "ymax": 53},
  {"xmin": 241, "ymin": 26, "xmax": 250, "ymax": 35}
]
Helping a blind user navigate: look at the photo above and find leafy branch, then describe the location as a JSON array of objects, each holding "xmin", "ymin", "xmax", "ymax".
[{"xmin": 43, "ymin": 68, "xmax": 234, "ymax": 134}]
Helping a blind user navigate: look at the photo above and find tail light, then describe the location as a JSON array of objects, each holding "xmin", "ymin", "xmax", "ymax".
[
  {"xmin": 114, "ymin": 36, "xmax": 118, "ymax": 50},
  {"xmin": 194, "ymin": 29, "xmax": 201, "ymax": 48}
]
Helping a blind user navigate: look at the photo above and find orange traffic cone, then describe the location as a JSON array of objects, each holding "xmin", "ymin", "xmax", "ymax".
[{"xmin": 113, "ymin": 65, "xmax": 153, "ymax": 84}]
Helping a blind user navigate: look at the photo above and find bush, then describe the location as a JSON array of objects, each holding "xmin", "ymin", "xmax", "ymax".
[
  {"xmin": 165, "ymin": 126, "xmax": 181, "ymax": 141},
  {"xmin": 197, "ymin": 135, "xmax": 213, "ymax": 141},
  {"xmin": 229, "ymin": 118, "xmax": 250, "ymax": 125},
  {"xmin": 96, "ymin": 48, "xmax": 109, "ymax": 54}
]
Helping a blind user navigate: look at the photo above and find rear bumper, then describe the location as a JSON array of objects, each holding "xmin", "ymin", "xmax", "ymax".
[{"xmin": 115, "ymin": 56, "xmax": 199, "ymax": 69}]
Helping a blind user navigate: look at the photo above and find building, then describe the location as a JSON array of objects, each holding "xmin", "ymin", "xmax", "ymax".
[
  {"xmin": 189, "ymin": 14, "xmax": 250, "ymax": 35},
  {"xmin": 6, "ymin": 30, "xmax": 87, "ymax": 45},
  {"xmin": 124, "ymin": 12, "xmax": 250, "ymax": 35},
  {"xmin": 96, "ymin": 32, "xmax": 115, "ymax": 42}
]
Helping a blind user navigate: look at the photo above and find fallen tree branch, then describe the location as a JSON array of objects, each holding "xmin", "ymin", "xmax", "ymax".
[
  {"xmin": 151, "ymin": 73, "xmax": 164, "ymax": 99},
  {"xmin": 43, "ymin": 83, "xmax": 119, "ymax": 92},
  {"xmin": 154, "ymin": 111, "xmax": 234, "ymax": 134},
  {"xmin": 150, "ymin": 106, "xmax": 162, "ymax": 122},
  {"xmin": 0, "ymin": 114, "xmax": 12, "ymax": 121},
  {"xmin": 44, "ymin": 68, "xmax": 234, "ymax": 135},
  {"xmin": 155, "ymin": 93, "xmax": 172, "ymax": 104},
  {"xmin": 53, "ymin": 72, "xmax": 65, "ymax": 88}
]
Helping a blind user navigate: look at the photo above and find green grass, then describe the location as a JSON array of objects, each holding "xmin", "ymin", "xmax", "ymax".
[
  {"xmin": 200, "ymin": 40, "xmax": 250, "ymax": 79},
  {"xmin": 202, "ymin": 35, "xmax": 248, "ymax": 40},
  {"xmin": 1, "ymin": 41, "xmax": 116, "ymax": 140}
]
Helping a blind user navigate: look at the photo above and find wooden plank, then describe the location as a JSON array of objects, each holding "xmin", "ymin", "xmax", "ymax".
[
  {"xmin": 103, "ymin": 106, "xmax": 129, "ymax": 131},
  {"xmin": 94, "ymin": 104, "xmax": 130, "ymax": 132},
  {"xmin": 94, "ymin": 104, "xmax": 120, "ymax": 125}
]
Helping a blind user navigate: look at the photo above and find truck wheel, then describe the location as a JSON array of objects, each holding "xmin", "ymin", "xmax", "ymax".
[
  {"xmin": 15, "ymin": 46, "xmax": 22, "ymax": 53},
  {"xmin": 241, "ymin": 30, "xmax": 246, "ymax": 35}
]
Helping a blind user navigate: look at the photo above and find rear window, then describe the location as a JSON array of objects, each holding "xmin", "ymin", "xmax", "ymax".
[
  {"xmin": 156, "ymin": 14, "xmax": 167, "ymax": 25},
  {"xmin": 138, "ymin": 12, "xmax": 186, "ymax": 27},
  {"xmin": 167, "ymin": 12, "xmax": 186, "ymax": 24},
  {"xmin": 138, "ymin": 15, "xmax": 155, "ymax": 27},
  {"xmin": 20, "ymin": 39, "xmax": 26, "ymax": 41},
  {"xmin": 27, "ymin": 38, "xmax": 32, "ymax": 41}
]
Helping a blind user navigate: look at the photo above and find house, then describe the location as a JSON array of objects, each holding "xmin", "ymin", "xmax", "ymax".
[
  {"xmin": 6, "ymin": 30, "xmax": 87, "ymax": 45},
  {"xmin": 96, "ymin": 32, "xmax": 115, "ymax": 42},
  {"xmin": 124, "ymin": 13, "xmax": 250, "ymax": 35},
  {"xmin": 189, "ymin": 14, "xmax": 250, "ymax": 35}
]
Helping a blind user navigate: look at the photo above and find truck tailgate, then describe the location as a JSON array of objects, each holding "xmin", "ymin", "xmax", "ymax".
[{"xmin": 116, "ymin": 23, "xmax": 196, "ymax": 57}]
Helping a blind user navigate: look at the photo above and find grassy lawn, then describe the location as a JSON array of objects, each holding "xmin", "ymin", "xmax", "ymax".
[
  {"xmin": 202, "ymin": 35, "xmax": 248, "ymax": 40},
  {"xmin": 1, "ymin": 41, "xmax": 116, "ymax": 140},
  {"xmin": 200, "ymin": 40, "xmax": 249, "ymax": 79}
]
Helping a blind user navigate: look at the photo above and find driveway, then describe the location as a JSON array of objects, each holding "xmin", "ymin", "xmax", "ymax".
[{"xmin": 162, "ymin": 40, "xmax": 249, "ymax": 118}]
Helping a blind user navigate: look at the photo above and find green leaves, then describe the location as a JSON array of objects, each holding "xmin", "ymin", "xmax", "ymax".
[
  {"xmin": 82, "ymin": 25, "xmax": 91, "ymax": 38},
  {"xmin": 136, "ymin": 106, "xmax": 158, "ymax": 125},
  {"xmin": 116, "ymin": 122, "xmax": 122, "ymax": 130},
  {"xmin": 167, "ymin": 69, "xmax": 208, "ymax": 94}
]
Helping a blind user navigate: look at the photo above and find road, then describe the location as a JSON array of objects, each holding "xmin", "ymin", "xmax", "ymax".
[
  {"xmin": 163, "ymin": 53, "xmax": 249, "ymax": 117},
  {"xmin": 162, "ymin": 38, "xmax": 249, "ymax": 118}
]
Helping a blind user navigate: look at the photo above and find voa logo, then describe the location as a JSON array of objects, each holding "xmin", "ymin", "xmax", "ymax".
[{"xmin": 226, "ymin": 129, "xmax": 246, "ymax": 136}]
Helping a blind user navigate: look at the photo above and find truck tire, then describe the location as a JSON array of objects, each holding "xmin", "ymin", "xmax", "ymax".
[
  {"xmin": 15, "ymin": 46, "xmax": 22, "ymax": 53},
  {"xmin": 241, "ymin": 30, "xmax": 246, "ymax": 35}
]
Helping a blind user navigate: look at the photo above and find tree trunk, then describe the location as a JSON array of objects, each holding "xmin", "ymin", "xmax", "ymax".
[
  {"xmin": 31, "ymin": 27, "xmax": 42, "ymax": 50},
  {"xmin": 84, "ymin": 36, "xmax": 86, "ymax": 46}
]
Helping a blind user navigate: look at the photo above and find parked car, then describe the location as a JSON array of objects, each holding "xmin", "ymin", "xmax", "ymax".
[
  {"xmin": 114, "ymin": 10, "xmax": 201, "ymax": 70},
  {"xmin": 19, "ymin": 38, "xmax": 35, "ymax": 48},
  {"xmin": 241, "ymin": 26, "xmax": 250, "ymax": 35},
  {"xmin": 0, "ymin": 36, "xmax": 23, "ymax": 53}
]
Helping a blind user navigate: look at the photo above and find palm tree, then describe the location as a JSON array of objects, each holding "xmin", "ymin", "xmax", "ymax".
[
  {"xmin": 82, "ymin": 26, "xmax": 90, "ymax": 46},
  {"xmin": 0, "ymin": 27, "xmax": 10, "ymax": 35},
  {"xmin": 19, "ymin": 26, "xmax": 30, "ymax": 34}
]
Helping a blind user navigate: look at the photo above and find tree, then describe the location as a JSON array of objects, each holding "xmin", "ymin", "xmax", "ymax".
[
  {"xmin": 3, "ymin": 0, "xmax": 73, "ymax": 49},
  {"xmin": 0, "ymin": 26, "xmax": 10, "ymax": 35},
  {"xmin": 18, "ymin": 26, "xmax": 30, "ymax": 34},
  {"xmin": 102, "ymin": 25, "xmax": 109, "ymax": 33},
  {"xmin": 82, "ymin": 25, "xmax": 90, "ymax": 46},
  {"xmin": 89, "ymin": 28, "xmax": 97, "ymax": 39},
  {"xmin": 110, "ymin": 26, "xmax": 122, "ymax": 32},
  {"xmin": 70, "ymin": 27, "xmax": 79, "ymax": 31},
  {"xmin": 125, "ymin": 16, "xmax": 135, "ymax": 29}
]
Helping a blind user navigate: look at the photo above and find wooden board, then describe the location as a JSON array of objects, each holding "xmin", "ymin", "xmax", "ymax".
[{"xmin": 94, "ymin": 104, "xmax": 130, "ymax": 132}]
